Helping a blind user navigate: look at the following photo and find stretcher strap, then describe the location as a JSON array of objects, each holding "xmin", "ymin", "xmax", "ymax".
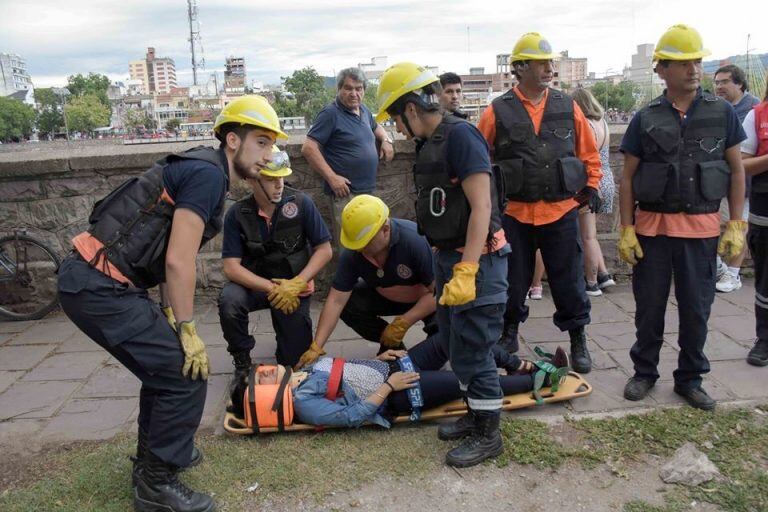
[
  {"xmin": 397, "ymin": 354, "xmax": 424, "ymax": 421},
  {"xmin": 272, "ymin": 367, "xmax": 293, "ymax": 432},
  {"xmin": 326, "ymin": 358, "xmax": 345, "ymax": 400},
  {"xmin": 248, "ymin": 364, "xmax": 261, "ymax": 434}
]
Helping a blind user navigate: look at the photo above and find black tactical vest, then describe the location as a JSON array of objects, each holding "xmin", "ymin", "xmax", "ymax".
[
  {"xmin": 492, "ymin": 88, "xmax": 587, "ymax": 203},
  {"xmin": 413, "ymin": 114, "xmax": 504, "ymax": 250},
  {"xmin": 234, "ymin": 188, "xmax": 311, "ymax": 280},
  {"xmin": 632, "ymin": 92, "xmax": 731, "ymax": 214},
  {"xmin": 87, "ymin": 146, "xmax": 227, "ymax": 289}
]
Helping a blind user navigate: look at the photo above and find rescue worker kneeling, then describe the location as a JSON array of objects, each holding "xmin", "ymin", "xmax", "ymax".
[
  {"xmin": 218, "ymin": 147, "xmax": 332, "ymax": 390},
  {"xmin": 230, "ymin": 335, "xmax": 570, "ymax": 432}
]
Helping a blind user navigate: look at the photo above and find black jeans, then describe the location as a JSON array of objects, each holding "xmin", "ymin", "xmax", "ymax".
[
  {"xmin": 218, "ymin": 282, "xmax": 312, "ymax": 368},
  {"xmin": 339, "ymin": 281, "xmax": 437, "ymax": 343},
  {"xmin": 386, "ymin": 333, "xmax": 531, "ymax": 414},
  {"xmin": 630, "ymin": 235, "xmax": 717, "ymax": 388},
  {"xmin": 57, "ymin": 254, "xmax": 204, "ymax": 468},
  {"xmin": 748, "ymin": 224, "xmax": 768, "ymax": 342},
  {"xmin": 502, "ymin": 209, "xmax": 591, "ymax": 331}
]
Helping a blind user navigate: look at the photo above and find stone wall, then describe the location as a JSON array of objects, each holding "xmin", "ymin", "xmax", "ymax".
[{"xmin": 0, "ymin": 135, "xmax": 629, "ymax": 293}]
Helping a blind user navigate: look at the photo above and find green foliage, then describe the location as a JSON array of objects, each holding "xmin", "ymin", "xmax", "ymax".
[
  {"xmin": 34, "ymin": 88, "xmax": 65, "ymax": 137},
  {"xmin": 275, "ymin": 66, "xmax": 335, "ymax": 122},
  {"xmin": 590, "ymin": 80, "xmax": 640, "ymax": 112},
  {"xmin": 165, "ymin": 118, "xmax": 181, "ymax": 131},
  {"xmin": 363, "ymin": 82, "xmax": 379, "ymax": 114},
  {"xmin": 66, "ymin": 73, "xmax": 112, "ymax": 115},
  {"xmin": 701, "ymin": 74, "xmax": 714, "ymax": 94},
  {"xmin": 64, "ymin": 94, "xmax": 111, "ymax": 133},
  {"xmin": 123, "ymin": 108, "xmax": 155, "ymax": 133},
  {"xmin": 0, "ymin": 96, "xmax": 36, "ymax": 141}
]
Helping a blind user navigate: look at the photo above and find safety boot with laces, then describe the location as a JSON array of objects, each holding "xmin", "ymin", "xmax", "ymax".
[
  {"xmin": 437, "ymin": 400, "xmax": 475, "ymax": 441},
  {"xmin": 497, "ymin": 322, "xmax": 519, "ymax": 353},
  {"xmin": 134, "ymin": 453, "xmax": 215, "ymax": 512},
  {"xmin": 132, "ymin": 427, "xmax": 203, "ymax": 488},
  {"xmin": 228, "ymin": 350, "xmax": 252, "ymax": 398},
  {"xmin": 747, "ymin": 338, "xmax": 768, "ymax": 366},
  {"xmin": 569, "ymin": 327, "xmax": 592, "ymax": 374},
  {"xmin": 445, "ymin": 410, "xmax": 504, "ymax": 468}
]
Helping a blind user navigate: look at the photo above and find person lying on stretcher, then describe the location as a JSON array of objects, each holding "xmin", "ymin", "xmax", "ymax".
[{"xmin": 229, "ymin": 334, "xmax": 570, "ymax": 428}]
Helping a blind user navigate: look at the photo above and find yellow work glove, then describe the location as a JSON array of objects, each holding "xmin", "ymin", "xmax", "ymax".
[
  {"xmin": 176, "ymin": 320, "xmax": 210, "ymax": 381},
  {"xmin": 294, "ymin": 340, "xmax": 326, "ymax": 371},
  {"xmin": 161, "ymin": 306, "xmax": 176, "ymax": 331},
  {"xmin": 439, "ymin": 262, "xmax": 479, "ymax": 307},
  {"xmin": 618, "ymin": 225, "xmax": 644, "ymax": 266},
  {"xmin": 268, "ymin": 276, "xmax": 308, "ymax": 315},
  {"xmin": 718, "ymin": 220, "xmax": 747, "ymax": 261},
  {"xmin": 380, "ymin": 316, "xmax": 411, "ymax": 348}
]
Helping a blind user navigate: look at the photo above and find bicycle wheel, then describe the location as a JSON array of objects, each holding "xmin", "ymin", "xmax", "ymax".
[{"xmin": 0, "ymin": 234, "xmax": 62, "ymax": 321}]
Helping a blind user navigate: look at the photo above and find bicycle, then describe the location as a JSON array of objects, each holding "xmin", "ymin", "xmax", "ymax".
[{"xmin": 0, "ymin": 230, "xmax": 62, "ymax": 321}]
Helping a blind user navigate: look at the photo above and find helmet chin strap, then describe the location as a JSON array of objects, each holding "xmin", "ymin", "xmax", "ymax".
[
  {"xmin": 401, "ymin": 106, "xmax": 416, "ymax": 139},
  {"xmin": 255, "ymin": 177, "xmax": 282, "ymax": 205}
]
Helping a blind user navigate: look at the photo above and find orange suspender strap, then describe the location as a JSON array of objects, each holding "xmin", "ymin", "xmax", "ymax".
[{"xmin": 325, "ymin": 357, "xmax": 346, "ymax": 400}]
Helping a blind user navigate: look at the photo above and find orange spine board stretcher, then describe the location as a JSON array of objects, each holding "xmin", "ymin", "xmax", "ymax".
[{"xmin": 223, "ymin": 372, "xmax": 592, "ymax": 435}]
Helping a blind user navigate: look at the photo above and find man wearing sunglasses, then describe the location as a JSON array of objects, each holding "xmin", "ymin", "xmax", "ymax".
[{"xmin": 218, "ymin": 147, "xmax": 332, "ymax": 391}]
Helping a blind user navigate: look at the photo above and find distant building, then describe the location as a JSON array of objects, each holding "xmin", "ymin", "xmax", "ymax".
[
  {"xmin": 129, "ymin": 47, "xmax": 177, "ymax": 95},
  {"xmin": 0, "ymin": 52, "xmax": 33, "ymax": 97},
  {"xmin": 459, "ymin": 68, "xmax": 515, "ymax": 122},
  {"xmin": 358, "ymin": 56, "xmax": 388, "ymax": 82},
  {"xmin": 6, "ymin": 88, "xmax": 35, "ymax": 107},
  {"xmin": 224, "ymin": 56, "xmax": 246, "ymax": 95},
  {"xmin": 624, "ymin": 43, "xmax": 664, "ymax": 95},
  {"xmin": 154, "ymin": 87, "xmax": 190, "ymax": 128},
  {"xmin": 554, "ymin": 51, "xmax": 588, "ymax": 86}
]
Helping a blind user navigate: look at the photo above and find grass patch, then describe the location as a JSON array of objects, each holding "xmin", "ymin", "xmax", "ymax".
[{"xmin": 2, "ymin": 406, "xmax": 767, "ymax": 511}]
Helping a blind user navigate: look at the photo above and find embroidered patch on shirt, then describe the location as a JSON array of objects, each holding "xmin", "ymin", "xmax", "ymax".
[
  {"xmin": 281, "ymin": 202, "xmax": 298, "ymax": 219},
  {"xmin": 397, "ymin": 264, "xmax": 412, "ymax": 279}
]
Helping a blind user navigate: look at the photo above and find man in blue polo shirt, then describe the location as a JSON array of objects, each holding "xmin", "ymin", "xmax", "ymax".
[
  {"xmin": 218, "ymin": 147, "xmax": 332, "ymax": 387},
  {"xmin": 294, "ymin": 195, "xmax": 437, "ymax": 366},
  {"xmin": 302, "ymin": 67, "xmax": 395, "ymax": 242}
]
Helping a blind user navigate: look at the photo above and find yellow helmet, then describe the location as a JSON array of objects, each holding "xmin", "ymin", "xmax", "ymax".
[
  {"xmin": 214, "ymin": 95, "xmax": 288, "ymax": 139},
  {"xmin": 260, "ymin": 146, "xmax": 292, "ymax": 178},
  {"xmin": 375, "ymin": 62, "xmax": 439, "ymax": 123},
  {"xmin": 510, "ymin": 32, "xmax": 558, "ymax": 62},
  {"xmin": 653, "ymin": 24, "xmax": 711, "ymax": 61},
  {"xmin": 340, "ymin": 195, "xmax": 390, "ymax": 250}
]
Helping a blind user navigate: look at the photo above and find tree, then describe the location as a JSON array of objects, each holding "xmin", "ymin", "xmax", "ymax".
[
  {"xmin": 279, "ymin": 66, "xmax": 335, "ymax": 122},
  {"xmin": 64, "ymin": 94, "xmax": 111, "ymax": 133},
  {"xmin": 590, "ymin": 81, "xmax": 639, "ymax": 112},
  {"xmin": 67, "ymin": 73, "xmax": 112, "ymax": 114},
  {"xmin": 34, "ymin": 88, "xmax": 65, "ymax": 137},
  {"xmin": 123, "ymin": 108, "xmax": 156, "ymax": 133},
  {"xmin": 165, "ymin": 118, "xmax": 181, "ymax": 132},
  {"xmin": 0, "ymin": 97, "xmax": 36, "ymax": 141},
  {"xmin": 363, "ymin": 83, "xmax": 379, "ymax": 114},
  {"xmin": 701, "ymin": 74, "xmax": 714, "ymax": 94}
]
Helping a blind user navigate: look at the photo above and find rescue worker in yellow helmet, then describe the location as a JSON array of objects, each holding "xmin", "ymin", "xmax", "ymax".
[
  {"xmin": 58, "ymin": 95, "xmax": 287, "ymax": 511},
  {"xmin": 218, "ymin": 146, "xmax": 332, "ymax": 395},
  {"xmin": 374, "ymin": 62, "xmax": 510, "ymax": 468},
  {"xmin": 618, "ymin": 24, "xmax": 746, "ymax": 410},
  {"xmin": 477, "ymin": 32, "xmax": 603, "ymax": 374},
  {"xmin": 295, "ymin": 194, "xmax": 438, "ymax": 364}
]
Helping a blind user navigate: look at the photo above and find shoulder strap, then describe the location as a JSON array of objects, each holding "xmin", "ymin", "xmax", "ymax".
[{"xmin": 325, "ymin": 358, "xmax": 346, "ymax": 400}]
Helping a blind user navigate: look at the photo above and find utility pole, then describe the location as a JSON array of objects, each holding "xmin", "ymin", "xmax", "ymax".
[{"xmin": 187, "ymin": 0, "xmax": 205, "ymax": 86}]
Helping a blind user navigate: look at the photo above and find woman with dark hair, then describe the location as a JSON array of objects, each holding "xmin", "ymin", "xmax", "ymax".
[
  {"xmin": 571, "ymin": 88, "xmax": 617, "ymax": 296},
  {"xmin": 742, "ymin": 76, "xmax": 768, "ymax": 366}
]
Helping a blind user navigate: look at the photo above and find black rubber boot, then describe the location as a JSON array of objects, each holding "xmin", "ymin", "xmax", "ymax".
[
  {"xmin": 134, "ymin": 453, "xmax": 215, "ymax": 512},
  {"xmin": 228, "ymin": 351, "xmax": 252, "ymax": 398},
  {"xmin": 497, "ymin": 322, "xmax": 519, "ymax": 353},
  {"xmin": 437, "ymin": 401, "xmax": 475, "ymax": 441},
  {"xmin": 131, "ymin": 426, "xmax": 149, "ymax": 488},
  {"xmin": 133, "ymin": 431, "xmax": 202, "ymax": 487},
  {"xmin": 445, "ymin": 411, "xmax": 504, "ymax": 468},
  {"xmin": 569, "ymin": 327, "xmax": 592, "ymax": 374}
]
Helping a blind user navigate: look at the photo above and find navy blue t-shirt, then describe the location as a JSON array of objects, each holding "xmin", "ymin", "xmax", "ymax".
[
  {"xmin": 620, "ymin": 91, "xmax": 747, "ymax": 158},
  {"xmin": 445, "ymin": 122, "xmax": 493, "ymax": 180},
  {"xmin": 163, "ymin": 148, "xmax": 229, "ymax": 223},
  {"xmin": 332, "ymin": 219, "xmax": 434, "ymax": 302},
  {"xmin": 307, "ymin": 98, "xmax": 379, "ymax": 195},
  {"xmin": 221, "ymin": 191, "xmax": 331, "ymax": 259}
]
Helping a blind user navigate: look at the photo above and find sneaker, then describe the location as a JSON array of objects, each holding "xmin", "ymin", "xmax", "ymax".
[
  {"xmin": 623, "ymin": 377, "xmax": 655, "ymax": 401},
  {"xmin": 674, "ymin": 385, "xmax": 716, "ymax": 411},
  {"xmin": 585, "ymin": 281, "xmax": 603, "ymax": 297},
  {"xmin": 716, "ymin": 257, "xmax": 728, "ymax": 280},
  {"xmin": 715, "ymin": 272, "xmax": 742, "ymax": 293},
  {"xmin": 597, "ymin": 272, "xmax": 616, "ymax": 289},
  {"xmin": 747, "ymin": 339, "xmax": 768, "ymax": 367},
  {"xmin": 528, "ymin": 285, "xmax": 543, "ymax": 300}
]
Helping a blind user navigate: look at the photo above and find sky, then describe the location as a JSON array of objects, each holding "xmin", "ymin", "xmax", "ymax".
[{"xmin": 2, "ymin": 0, "xmax": 767, "ymax": 89}]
